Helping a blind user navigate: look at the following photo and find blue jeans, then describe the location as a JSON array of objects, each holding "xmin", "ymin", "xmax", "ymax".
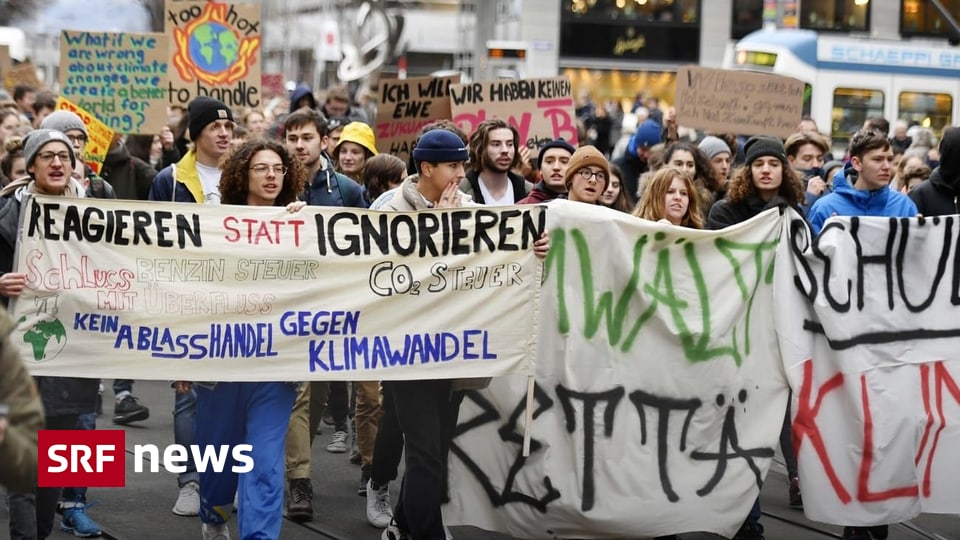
[
  {"xmin": 195, "ymin": 382, "xmax": 295, "ymax": 540},
  {"xmin": 174, "ymin": 388, "xmax": 199, "ymax": 487},
  {"xmin": 113, "ymin": 379, "xmax": 134, "ymax": 397}
]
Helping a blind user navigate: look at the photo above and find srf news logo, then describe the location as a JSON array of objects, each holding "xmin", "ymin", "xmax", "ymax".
[{"xmin": 38, "ymin": 430, "xmax": 254, "ymax": 487}]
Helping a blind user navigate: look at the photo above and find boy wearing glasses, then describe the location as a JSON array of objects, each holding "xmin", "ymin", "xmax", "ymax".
[
  {"xmin": 0, "ymin": 129, "xmax": 108, "ymax": 538},
  {"xmin": 41, "ymin": 111, "xmax": 115, "ymax": 199}
]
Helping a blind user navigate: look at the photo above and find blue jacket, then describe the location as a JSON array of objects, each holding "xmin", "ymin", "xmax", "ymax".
[
  {"xmin": 302, "ymin": 157, "xmax": 368, "ymax": 209},
  {"xmin": 807, "ymin": 165, "xmax": 918, "ymax": 235}
]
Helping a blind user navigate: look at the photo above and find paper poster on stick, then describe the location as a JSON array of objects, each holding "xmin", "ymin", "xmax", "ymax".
[
  {"xmin": 675, "ymin": 66, "xmax": 804, "ymax": 139},
  {"xmin": 59, "ymin": 30, "xmax": 169, "ymax": 134},
  {"xmin": 375, "ymin": 75, "xmax": 459, "ymax": 162},
  {"xmin": 449, "ymin": 77, "xmax": 578, "ymax": 148},
  {"xmin": 54, "ymin": 97, "xmax": 115, "ymax": 174},
  {"xmin": 165, "ymin": 0, "xmax": 262, "ymax": 109}
]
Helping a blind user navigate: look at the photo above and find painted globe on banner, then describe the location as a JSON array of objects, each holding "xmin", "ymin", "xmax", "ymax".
[
  {"xmin": 188, "ymin": 22, "xmax": 240, "ymax": 74},
  {"xmin": 19, "ymin": 314, "xmax": 67, "ymax": 362}
]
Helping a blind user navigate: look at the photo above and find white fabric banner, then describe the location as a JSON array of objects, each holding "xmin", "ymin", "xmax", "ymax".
[
  {"xmin": 10, "ymin": 195, "xmax": 542, "ymax": 381},
  {"xmin": 775, "ymin": 211, "xmax": 960, "ymax": 526},
  {"xmin": 445, "ymin": 202, "xmax": 788, "ymax": 539}
]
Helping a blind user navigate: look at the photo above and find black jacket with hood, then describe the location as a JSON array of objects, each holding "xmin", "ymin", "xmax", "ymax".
[
  {"xmin": 910, "ymin": 126, "xmax": 960, "ymax": 217},
  {"xmin": 459, "ymin": 169, "xmax": 532, "ymax": 205},
  {"xmin": 301, "ymin": 155, "xmax": 368, "ymax": 209}
]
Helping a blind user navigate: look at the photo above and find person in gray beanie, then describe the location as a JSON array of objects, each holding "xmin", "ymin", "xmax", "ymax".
[
  {"xmin": 40, "ymin": 111, "xmax": 89, "ymax": 179},
  {"xmin": 698, "ymin": 135, "xmax": 733, "ymax": 185},
  {"xmin": 22, "ymin": 128, "xmax": 77, "ymax": 171},
  {"xmin": 0, "ymin": 127, "xmax": 107, "ymax": 538}
]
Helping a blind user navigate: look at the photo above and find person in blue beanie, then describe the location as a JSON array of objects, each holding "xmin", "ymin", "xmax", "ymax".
[{"xmin": 613, "ymin": 118, "xmax": 661, "ymax": 202}]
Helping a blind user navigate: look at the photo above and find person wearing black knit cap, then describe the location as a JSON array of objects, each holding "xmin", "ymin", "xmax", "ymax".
[
  {"xmin": 147, "ymin": 96, "xmax": 235, "ymax": 520},
  {"xmin": 705, "ymin": 135, "xmax": 807, "ymax": 540},
  {"xmin": 706, "ymin": 135, "xmax": 806, "ymax": 230},
  {"xmin": 517, "ymin": 138, "xmax": 575, "ymax": 205}
]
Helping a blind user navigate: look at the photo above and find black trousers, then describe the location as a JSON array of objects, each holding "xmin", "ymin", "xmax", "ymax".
[{"xmin": 390, "ymin": 380, "xmax": 464, "ymax": 540}]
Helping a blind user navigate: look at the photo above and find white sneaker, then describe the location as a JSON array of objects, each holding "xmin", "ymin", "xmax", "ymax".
[
  {"xmin": 201, "ymin": 521, "xmax": 230, "ymax": 540},
  {"xmin": 326, "ymin": 430, "xmax": 348, "ymax": 453},
  {"xmin": 381, "ymin": 522, "xmax": 408, "ymax": 540},
  {"xmin": 366, "ymin": 480, "xmax": 393, "ymax": 528},
  {"xmin": 172, "ymin": 481, "xmax": 200, "ymax": 516}
]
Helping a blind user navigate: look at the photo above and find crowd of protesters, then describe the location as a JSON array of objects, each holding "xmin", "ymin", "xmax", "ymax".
[{"xmin": 0, "ymin": 70, "xmax": 954, "ymax": 540}]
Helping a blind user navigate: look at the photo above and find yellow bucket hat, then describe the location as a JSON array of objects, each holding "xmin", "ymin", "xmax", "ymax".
[{"xmin": 335, "ymin": 122, "xmax": 379, "ymax": 156}]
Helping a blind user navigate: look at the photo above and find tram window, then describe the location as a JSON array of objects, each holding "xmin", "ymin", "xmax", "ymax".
[
  {"xmin": 801, "ymin": 0, "xmax": 870, "ymax": 32},
  {"xmin": 898, "ymin": 92, "xmax": 952, "ymax": 137},
  {"xmin": 832, "ymin": 88, "xmax": 884, "ymax": 146},
  {"xmin": 732, "ymin": 0, "xmax": 764, "ymax": 39},
  {"xmin": 901, "ymin": 0, "xmax": 960, "ymax": 37}
]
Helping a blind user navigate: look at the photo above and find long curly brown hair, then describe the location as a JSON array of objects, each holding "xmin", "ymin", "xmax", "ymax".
[
  {"xmin": 633, "ymin": 166, "xmax": 704, "ymax": 229},
  {"xmin": 219, "ymin": 139, "xmax": 306, "ymax": 206},
  {"xmin": 725, "ymin": 157, "xmax": 805, "ymax": 206},
  {"xmin": 468, "ymin": 118, "xmax": 522, "ymax": 173}
]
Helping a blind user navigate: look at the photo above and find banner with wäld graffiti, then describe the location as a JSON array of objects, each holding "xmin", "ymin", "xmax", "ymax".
[
  {"xmin": 445, "ymin": 202, "xmax": 787, "ymax": 539},
  {"xmin": 10, "ymin": 196, "xmax": 542, "ymax": 382},
  {"xmin": 775, "ymin": 212, "xmax": 960, "ymax": 527}
]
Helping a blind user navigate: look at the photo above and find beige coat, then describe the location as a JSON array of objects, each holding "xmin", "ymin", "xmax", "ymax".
[
  {"xmin": 380, "ymin": 176, "xmax": 489, "ymax": 391},
  {"xmin": 0, "ymin": 308, "xmax": 45, "ymax": 492}
]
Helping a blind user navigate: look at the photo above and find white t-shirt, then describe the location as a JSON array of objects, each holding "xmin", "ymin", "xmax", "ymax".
[
  {"xmin": 196, "ymin": 162, "xmax": 222, "ymax": 204},
  {"xmin": 478, "ymin": 178, "xmax": 514, "ymax": 206}
]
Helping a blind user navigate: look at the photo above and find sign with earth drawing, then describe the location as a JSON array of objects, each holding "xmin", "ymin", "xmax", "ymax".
[{"xmin": 164, "ymin": 0, "xmax": 262, "ymax": 110}]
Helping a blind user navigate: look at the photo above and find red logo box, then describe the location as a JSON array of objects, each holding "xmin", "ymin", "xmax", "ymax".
[{"xmin": 38, "ymin": 430, "xmax": 126, "ymax": 487}]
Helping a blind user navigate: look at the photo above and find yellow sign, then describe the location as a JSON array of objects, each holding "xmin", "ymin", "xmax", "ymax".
[{"xmin": 54, "ymin": 97, "xmax": 115, "ymax": 175}]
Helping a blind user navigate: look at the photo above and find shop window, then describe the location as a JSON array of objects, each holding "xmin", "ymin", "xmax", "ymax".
[
  {"xmin": 898, "ymin": 91, "xmax": 953, "ymax": 136},
  {"xmin": 732, "ymin": 0, "xmax": 764, "ymax": 39},
  {"xmin": 901, "ymin": 0, "xmax": 960, "ymax": 37},
  {"xmin": 566, "ymin": 0, "xmax": 698, "ymax": 24},
  {"xmin": 832, "ymin": 88, "xmax": 884, "ymax": 146},
  {"xmin": 801, "ymin": 0, "xmax": 869, "ymax": 32}
]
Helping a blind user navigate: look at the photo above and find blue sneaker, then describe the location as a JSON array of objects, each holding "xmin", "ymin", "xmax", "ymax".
[{"xmin": 61, "ymin": 504, "xmax": 102, "ymax": 537}]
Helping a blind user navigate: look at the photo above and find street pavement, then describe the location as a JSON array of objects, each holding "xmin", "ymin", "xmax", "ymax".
[{"xmin": 2, "ymin": 380, "xmax": 959, "ymax": 539}]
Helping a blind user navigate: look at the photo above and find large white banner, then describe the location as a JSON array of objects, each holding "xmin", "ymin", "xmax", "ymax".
[
  {"xmin": 10, "ymin": 195, "xmax": 543, "ymax": 381},
  {"xmin": 445, "ymin": 202, "xmax": 788, "ymax": 539},
  {"xmin": 775, "ymin": 211, "xmax": 960, "ymax": 526}
]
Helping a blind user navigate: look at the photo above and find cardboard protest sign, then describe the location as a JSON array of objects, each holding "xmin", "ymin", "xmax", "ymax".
[
  {"xmin": 450, "ymin": 77, "xmax": 578, "ymax": 148},
  {"xmin": 775, "ymin": 212, "xmax": 960, "ymax": 526},
  {"xmin": 60, "ymin": 30, "xmax": 169, "ymax": 134},
  {"xmin": 54, "ymin": 97, "xmax": 115, "ymax": 174},
  {"xmin": 12, "ymin": 198, "xmax": 542, "ymax": 382},
  {"xmin": 165, "ymin": 0, "xmax": 262, "ymax": 110},
  {"xmin": 675, "ymin": 66, "xmax": 804, "ymax": 138},
  {"xmin": 0, "ymin": 46, "xmax": 11, "ymax": 88},
  {"xmin": 3, "ymin": 60, "xmax": 42, "ymax": 93},
  {"xmin": 446, "ymin": 202, "xmax": 786, "ymax": 538},
  {"xmin": 261, "ymin": 73, "xmax": 284, "ymax": 97},
  {"xmin": 376, "ymin": 75, "xmax": 459, "ymax": 162}
]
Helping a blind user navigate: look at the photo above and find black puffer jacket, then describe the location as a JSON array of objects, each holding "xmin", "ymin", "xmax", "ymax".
[{"xmin": 909, "ymin": 126, "xmax": 960, "ymax": 217}]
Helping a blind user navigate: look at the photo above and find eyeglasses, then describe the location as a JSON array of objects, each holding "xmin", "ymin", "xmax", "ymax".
[
  {"xmin": 35, "ymin": 151, "xmax": 72, "ymax": 165},
  {"xmin": 250, "ymin": 164, "xmax": 288, "ymax": 176},
  {"xmin": 577, "ymin": 169, "xmax": 606, "ymax": 182},
  {"xmin": 66, "ymin": 134, "xmax": 88, "ymax": 145}
]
